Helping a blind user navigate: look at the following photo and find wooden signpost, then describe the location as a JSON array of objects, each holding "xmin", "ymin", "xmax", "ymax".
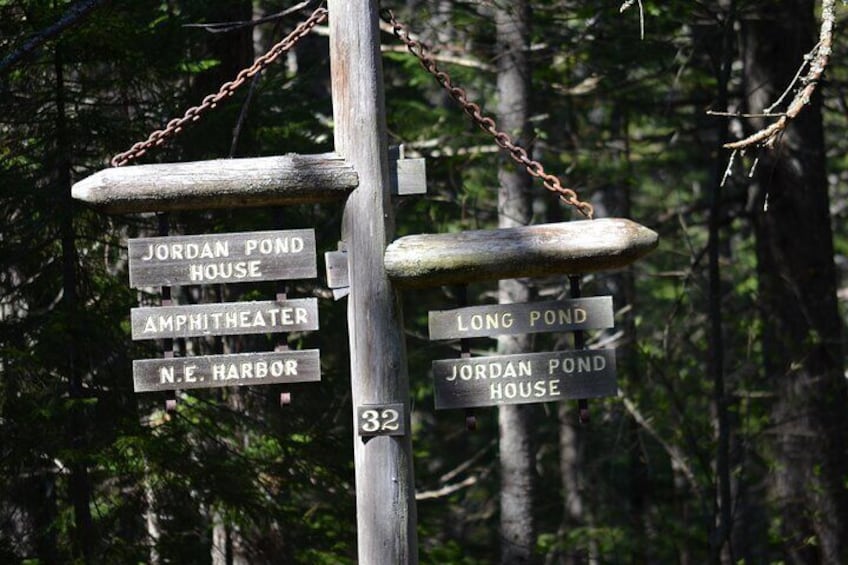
[{"xmin": 70, "ymin": 3, "xmax": 659, "ymax": 563}]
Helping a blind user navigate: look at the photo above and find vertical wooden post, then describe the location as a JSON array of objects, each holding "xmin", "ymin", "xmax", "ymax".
[{"xmin": 328, "ymin": 2, "xmax": 419, "ymax": 563}]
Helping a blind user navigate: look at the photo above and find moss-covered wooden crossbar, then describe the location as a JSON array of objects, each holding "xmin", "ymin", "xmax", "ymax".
[{"xmin": 384, "ymin": 218, "xmax": 658, "ymax": 288}]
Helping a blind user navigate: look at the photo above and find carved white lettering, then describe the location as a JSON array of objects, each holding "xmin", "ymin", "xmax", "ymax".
[
  {"xmin": 548, "ymin": 354, "xmax": 606, "ymax": 374},
  {"xmin": 449, "ymin": 360, "xmax": 532, "ymax": 381},
  {"xmin": 141, "ymin": 241, "xmax": 229, "ymax": 261},
  {"xmin": 244, "ymin": 237, "xmax": 305, "ymax": 256},
  {"xmin": 489, "ymin": 378, "xmax": 561, "ymax": 401},
  {"xmin": 188, "ymin": 260, "xmax": 262, "ymax": 282},
  {"xmin": 455, "ymin": 312, "xmax": 514, "ymax": 333},
  {"xmin": 211, "ymin": 359, "xmax": 299, "ymax": 381}
]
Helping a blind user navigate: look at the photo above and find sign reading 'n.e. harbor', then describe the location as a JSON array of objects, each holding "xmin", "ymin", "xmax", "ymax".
[
  {"xmin": 128, "ymin": 229, "xmax": 316, "ymax": 287},
  {"xmin": 133, "ymin": 349, "xmax": 321, "ymax": 393},
  {"xmin": 432, "ymin": 349, "xmax": 617, "ymax": 409}
]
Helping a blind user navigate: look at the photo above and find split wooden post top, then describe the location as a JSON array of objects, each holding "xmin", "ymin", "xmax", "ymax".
[{"xmin": 384, "ymin": 218, "xmax": 659, "ymax": 287}]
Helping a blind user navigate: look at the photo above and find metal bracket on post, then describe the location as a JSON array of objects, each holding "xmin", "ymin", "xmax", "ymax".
[
  {"xmin": 325, "ymin": 242, "xmax": 350, "ymax": 300},
  {"xmin": 389, "ymin": 145, "xmax": 426, "ymax": 197},
  {"xmin": 275, "ymin": 208, "xmax": 292, "ymax": 407},
  {"xmin": 158, "ymin": 212, "xmax": 179, "ymax": 413},
  {"xmin": 456, "ymin": 285, "xmax": 476, "ymax": 431},
  {"xmin": 569, "ymin": 275, "xmax": 590, "ymax": 425}
]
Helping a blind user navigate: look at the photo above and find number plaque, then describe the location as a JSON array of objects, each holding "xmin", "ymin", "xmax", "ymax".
[{"xmin": 357, "ymin": 403, "xmax": 406, "ymax": 437}]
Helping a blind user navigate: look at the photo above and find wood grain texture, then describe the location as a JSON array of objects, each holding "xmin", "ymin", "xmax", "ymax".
[
  {"xmin": 72, "ymin": 153, "xmax": 357, "ymax": 213},
  {"xmin": 385, "ymin": 218, "xmax": 658, "ymax": 288},
  {"xmin": 329, "ymin": 1, "xmax": 418, "ymax": 562}
]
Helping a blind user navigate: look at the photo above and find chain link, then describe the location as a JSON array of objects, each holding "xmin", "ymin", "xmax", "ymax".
[
  {"xmin": 111, "ymin": 7, "xmax": 329, "ymax": 167},
  {"xmin": 380, "ymin": 9, "xmax": 593, "ymax": 219}
]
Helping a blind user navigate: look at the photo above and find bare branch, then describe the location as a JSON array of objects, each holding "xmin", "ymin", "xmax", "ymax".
[
  {"xmin": 723, "ymin": 0, "xmax": 836, "ymax": 150},
  {"xmin": 416, "ymin": 476, "xmax": 478, "ymax": 501},
  {"xmin": 706, "ymin": 110, "xmax": 786, "ymax": 119},
  {"xmin": 183, "ymin": 1, "xmax": 311, "ymax": 34},
  {"xmin": 0, "ymin": 0, "xmax": 109, "ymax": 75},
  {"xmin": 620, "ymin": 0, "xmax": 645, "ymax": 40},
  {"xmin": 619, "ymin": 391, "xmax": 703, "ymax": 496},
  {"xmin": 381, "ymin": 44, "xmax": 496, "ymax": 72}
]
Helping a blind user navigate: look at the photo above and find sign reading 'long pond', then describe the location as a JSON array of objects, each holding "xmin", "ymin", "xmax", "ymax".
[
  {"xmin": 128, "ymin": 229, "xmax": 316, "ymax": 287},
  {"xmin": 428, "ymin": 297, "xmax": 613, "ymax": 340}
]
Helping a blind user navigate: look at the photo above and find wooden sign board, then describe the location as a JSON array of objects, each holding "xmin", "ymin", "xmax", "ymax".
[
  {"xmin": 133, "ymin": 349, "xmax": 320, "ymax": 393},
  {"xmin": 128, "ymin": 229, "xmax": 316, "ymax": 288},
  {"xmin": 131, "ymin": 298, "xmax": 319, "ymax": 340},
  {"xmin": 432, "ymin": 349, "xmax": 617, "ymax": 410},
  {"xmin": 428, "ymin": 297, "xmax": 613, "ymax": 340}
]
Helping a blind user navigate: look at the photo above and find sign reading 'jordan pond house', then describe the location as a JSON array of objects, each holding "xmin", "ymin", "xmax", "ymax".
[
  {"xmin": 128, "ymin": 228, "xmax": 321, "ymax": 394},
  {"xmin": 429, "ymin": 297, "xmax": 617, "ymax": 409},
  {"xmin": 128, "ymin": 229, "xmax": 316, "ymax": 287}
]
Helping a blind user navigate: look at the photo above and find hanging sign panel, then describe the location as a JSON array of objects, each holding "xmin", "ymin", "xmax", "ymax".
[
  {"xmin": 128, "ymin": 229, "xmax": 316, "ymax": 288},
  {"xmin": 131, "ymin": 298, "xmax": 319, "ymax": 340},
  {"xmin": 432, "ymin": 349, "xmax": 617, "ymax": 410},
  {"xmin": 133, "ymin": 349, "xmax": 320, "ymax": 393},
  {"xmin": 428, "ymin": 297, "xmax": 614, "ymax": 340}
]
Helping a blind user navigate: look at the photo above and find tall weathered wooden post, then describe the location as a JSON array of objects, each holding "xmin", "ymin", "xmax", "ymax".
[{"xmin": 328, "ymin": 1, "xmax": 419, "ymax": 563}]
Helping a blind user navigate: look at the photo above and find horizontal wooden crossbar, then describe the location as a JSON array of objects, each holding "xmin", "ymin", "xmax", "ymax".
[
  {"xmin": 72, "ymin": 153, "xmax": 358, "ymax": 213},
  {"xmin": 384, "ymin": 218, "xmax": 658, "ymax": 287}
]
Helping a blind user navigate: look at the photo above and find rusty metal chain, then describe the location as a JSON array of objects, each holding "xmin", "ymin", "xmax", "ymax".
[
  {"xmin": 111, "ymin": 7, "xmax": 328, "ymax": 168},
  {"xmin": 380, "ymin": 9, "xmax": 593, "ymax": 219}
]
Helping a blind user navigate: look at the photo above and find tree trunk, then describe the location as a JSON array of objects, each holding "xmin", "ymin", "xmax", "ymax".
[
  {"xmin": 496, "ymin": 3, "xmax": 536, "ymax": 564},
  {"xmin": 556, "ymin": 402, "xmax": 591, "ymax": 565},
  {"xmin": 707, "ymin": 6, "xmax": 735, "ymax": 560},
  {"xmin": 591, "ymin": 105, "xmax": 648, "ymax": 563},
  {"xmin": 55, "ymin": 41, "xmax": 95, "ymax": 564},
  {"xmin": 742, "ymin": 2, "xmax": 848, "ymax": 562}
]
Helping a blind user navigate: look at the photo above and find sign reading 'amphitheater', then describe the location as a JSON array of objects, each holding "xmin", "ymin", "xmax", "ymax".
[{"xmin": 131, "ymin": 298, "xmax": 319, "ymax": 340}]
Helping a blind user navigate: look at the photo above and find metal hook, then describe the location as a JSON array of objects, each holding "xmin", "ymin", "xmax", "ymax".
[
  {"xmin": 569, "ymin": 275, "xmax": 590, "ymax": 424},
  {"xmin": 465, "ymin": 409, "xmax": 477, "ymax": 431}
]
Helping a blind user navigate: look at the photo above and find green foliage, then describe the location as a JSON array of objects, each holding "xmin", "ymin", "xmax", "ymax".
[{"xmin": 1, "ymin": 0, "xmax": 847, "ymax": 563}]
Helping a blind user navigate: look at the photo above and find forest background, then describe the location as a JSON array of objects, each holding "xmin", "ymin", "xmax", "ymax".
[{"xmin": 2, "ymin": 0, "xmax": 847, "ymax": 563}]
